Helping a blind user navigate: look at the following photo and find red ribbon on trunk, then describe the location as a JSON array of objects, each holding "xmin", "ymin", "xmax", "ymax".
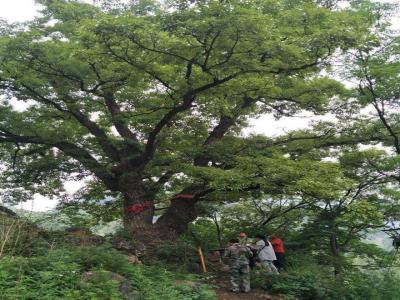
[{"xmin": 125, "ymin": 201, "xmax": 153, "ymax": 214}]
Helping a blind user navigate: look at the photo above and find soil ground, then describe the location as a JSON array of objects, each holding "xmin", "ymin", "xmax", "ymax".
[{"xmin": 211, "ymin": 269, "xmax": 284, "ymax": 300}]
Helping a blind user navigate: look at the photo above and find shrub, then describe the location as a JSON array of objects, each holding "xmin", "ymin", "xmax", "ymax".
[
  {"xmin": 337, "ymin": 271, "xmax": 400, "ymax": 300},
  {"xmin": 0, "ymin": 253, "xmax": 123, "ymax": 299},
  {"xmin": 0, "ymin": 246, "xmax": 216, "ymax": 300},
  {"xmin": 252, "ymin": 264, "xmax": 333, "ymax": 299},
  {"xmin": 252, "ymin": 262, "xmax": 400, "ymax": 300},
  {"xmin": 156, "ymin": 242, "xmax": 197, "ymax": 263},
  {"xmin": 0, "ymin": 217, "xmax": 41, "ymax": 257}
]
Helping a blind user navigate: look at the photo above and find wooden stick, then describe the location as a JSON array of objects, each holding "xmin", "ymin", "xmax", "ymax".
[{"xmin": 198, "ymin": 247, "xmax": 207, "ymax": 273}]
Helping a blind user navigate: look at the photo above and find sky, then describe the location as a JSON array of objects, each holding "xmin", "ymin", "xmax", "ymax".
[
  {"xmin": 0, "ymin": 0, "xmax": 399, "ymax": 211},
  {"xmin": 0, "ymin": 0, "xmax": 40, "ymax": 22}
]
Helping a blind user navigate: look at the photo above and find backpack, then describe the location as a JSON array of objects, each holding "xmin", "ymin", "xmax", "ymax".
[
  {"xmin": 248, "ymin": 243, "xmax": 267, "ymax": 268},
  {"xmin": 249, "ymin": 248, "xmax": 257, "ymax": 269}
]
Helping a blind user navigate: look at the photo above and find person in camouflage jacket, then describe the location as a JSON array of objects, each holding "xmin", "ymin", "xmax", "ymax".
[
  {"xmin": 238, "ymin": 232, "xmax": 252, "ymax": 246},
  {"xmin": 225, "ymin": 238, "xmax": 253, "ymax": 293}
]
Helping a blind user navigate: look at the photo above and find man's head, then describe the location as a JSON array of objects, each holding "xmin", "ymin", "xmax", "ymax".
[
  {"xmin": 238, "ymin": 232, "xmax": 247, "ymax": 239},
  {"xmin": 254, "ymin": 234, "xmax": 264, "ymax": 242},
  {"xmin": 229, "ymin": 238, "xmax": 239, "ymax": 245}
]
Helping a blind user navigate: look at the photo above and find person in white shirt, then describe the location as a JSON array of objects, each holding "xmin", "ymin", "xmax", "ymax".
[{"xmin": 251, "ymin": 234, "xmax": 279, "ymax": 274}]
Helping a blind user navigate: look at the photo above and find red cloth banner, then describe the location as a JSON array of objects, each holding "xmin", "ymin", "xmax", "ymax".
[{"xmin": 125, "ymin": 201, "xmax": 153, "ymax": 214}]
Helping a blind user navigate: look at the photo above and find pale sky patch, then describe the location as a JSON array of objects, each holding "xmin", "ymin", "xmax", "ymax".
[{"xmin": 0, "ymin": 0, "xmax": 40, "ymax": 22}]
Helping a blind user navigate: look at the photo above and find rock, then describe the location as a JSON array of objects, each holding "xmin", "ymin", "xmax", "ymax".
[
  {"xmin": 113, "ymin": 238, "xmax": 134, "ymax": 251},
  {"xmin": 127, "ymin": 255, "xmax": 142, "ymax": 264},
  {"xmin": 80, "ymin": 271, "xmax": 139, "ymax": 299},
  {"xmin": 83, "ymin": 234, "xmax": 105, "ymax": 246},
  {"xmin": 112, "ymin": 237, "xmax": 146, "ymax": 257},
  {"xmin": 186, "ymin": 262, "xmax": 201, "ymax": 273},
  {"xmin": 66, "ymin": 227, "xmax": 105, "ymax": 246}
]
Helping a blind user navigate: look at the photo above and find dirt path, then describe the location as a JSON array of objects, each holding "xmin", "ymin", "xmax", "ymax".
[
  {"xmin": 215, "ymin": 286, "xmax": 282, "ymax": 300},
  {"xmin": 211, "ymin": 270, "xmax": 283, "ymax": 300}
]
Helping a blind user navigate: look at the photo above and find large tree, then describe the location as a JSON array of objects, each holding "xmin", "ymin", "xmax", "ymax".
[{"xmin": 0, "ymin": 0, "xmax": 374, "ymax": 245}]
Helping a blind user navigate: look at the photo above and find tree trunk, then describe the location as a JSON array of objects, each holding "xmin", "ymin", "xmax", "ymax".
[
  {"xmin": 330, "ymin": 233, "xmax": 341, "ymax": 277},
  {"xmin": 154, "ymin": 197, "xmax": 198, "ymax": 239},
  {"xmin": 118, "ymin": 175, "xmax": 155, "ymax": 241},
  {"xmin": 212, "ymin": 212, "xmax": 223, "ymax": 248},
  {"xmin": 118, "ymin": 177, "xmax": 204, "ymax": 253}
]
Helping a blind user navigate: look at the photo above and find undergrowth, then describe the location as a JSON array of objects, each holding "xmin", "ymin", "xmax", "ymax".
[
  {"xmin": 251, "ymin": 259, "xmax": 400, "ymax": 300},
  {"xmin": 0, "ymin": 246, "xmax": 216, "ymax": 300}
]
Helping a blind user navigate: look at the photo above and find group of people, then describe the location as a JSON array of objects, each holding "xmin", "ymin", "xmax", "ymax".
[{"xmin": 224, "ymin": 232, "xmax": 285, "ymax": 293}]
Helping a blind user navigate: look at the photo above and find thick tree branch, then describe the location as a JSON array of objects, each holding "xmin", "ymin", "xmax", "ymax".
[
  {"xmin": 0, "ymin": 205, "xmax": 17, "ymax": 217},
  {"xmin": 17, "ymin": 83, "xmax": 121, "ymax": 162},
  {"xmin": 207, "ymin": 28, "xmax": 240, "ymax": 70},
  {"xmin": 260, "ymin": 201, "xmax": 308, "ymax": 226},
  {"xmin": 358, "ymin": 54, "xmax": 400, "ymax": 154},
  {"xmin": 143, "ymin": 72, "xmax": 246, "ymax": 162},
  {"xmin": 143, "ymin": 95, "xmax": 194, "ymax": 161},
  {"xmin": 194, "ymin": 96, "xmax": 256, "ymax": 166},
  {"xmin": 268, "ymin": 130, "xmax": 335, "ymax": 147},
  {"xmin": 202, "ymin": 30, "xmax": 221, "ymax": 71},
  {"xmin": 272, "ymin": 58, "xmax": 324, "ymax": 75},
  {"xmin": 66, "ymin": 108, "xmax": 121, "ymax": 162},
  {"xmin": 101, "ymin": 38, "xmax": 176, "ymax": 93},
  {"xmin": 53, "ymin": 141, "xmax": 118, "ymax": 190},
  {"xmin": 0, "ymin": 130, "xmax": 118, "ymax": 190},
  {"xmin": 369, "ymin": 88, "xmax": 400, "ymax": 154},
  {"xmin": 102, "ymin": 91, "xmax": 142, "ymax": 153},
  {"xmin": 269, "ymin": 132, "xmax": 389, "ymax": 150}
]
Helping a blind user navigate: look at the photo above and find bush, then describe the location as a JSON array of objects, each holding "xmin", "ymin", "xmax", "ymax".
[
  {"xmin": 252, "ymin": 262, "xmax": 400, "ymax": 300},
  {"xmin": 156, "ymin": 241, "xmax": 197, "ymax": 264},
  {"xmin": 0, "ymin": 246, "xmax": 216, "ymax": 300},
  {"xmin": 130, "ymin": 266, "xmax": 216, "ymax": 300},
  {"xmin": 337, "ymin": 271, "xmax": 400, "ymax": 300},
  {"xmin": 252, "ymin": 264, "xmax": 333, "ymax": 299},
  {"xmin": 0, "ymin": 217, "xmax": 42, "ymax": 257},
  {"xmin": 0, "ymin": 253, "xmax": 123, "ymax": 299}
]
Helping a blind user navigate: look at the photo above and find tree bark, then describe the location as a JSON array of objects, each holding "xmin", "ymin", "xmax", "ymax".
[
  {"xmin": 119, "ymin": 175, "xmax": 155, "ymax": 235},
  {"xmin": 212, "ymin": 212, "xmax": 223, "ymax": 248},
  {"xmin": 330, "ymin": 233, "xmax": 341, "ymax": 277},
  {"xmin": 0, "ymin": 205, "xmax": 18, "ymax": 217},
  {"xmin": 155, "ymin": 197, "xmax": 198, "ymax": 239}
]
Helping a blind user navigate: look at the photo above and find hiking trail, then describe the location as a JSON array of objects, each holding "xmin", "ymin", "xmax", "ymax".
[{"xmin": 210, "ymin": 270, "xmax": 284, "ymax": 300}]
